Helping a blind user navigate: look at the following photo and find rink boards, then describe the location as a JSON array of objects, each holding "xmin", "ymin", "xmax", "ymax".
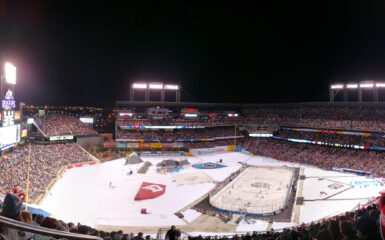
[{"xmin": 209, "ymin": 166, "xmax": 294, "ymax": 216}]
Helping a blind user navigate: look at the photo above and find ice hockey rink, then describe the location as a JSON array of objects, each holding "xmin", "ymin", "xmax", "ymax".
[
  {"xmin": 210, "ymin": 166, "xmax": 294, "ymax": 214},
  {"xmin": 39, "ymin": 152, "xmax": 385, "ymax": 233}
]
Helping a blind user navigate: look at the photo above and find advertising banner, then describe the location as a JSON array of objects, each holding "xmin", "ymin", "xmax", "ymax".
[
  {"xmin": 127, "ymin": 143, "xmax": 139, "ymax": 148},
  {"xmin": 162, "ymin": 143, "xmax": 174, "ymax": 148},
  {"xmin": 139, "ymin": 143, "xmax": 151, "ymax": 148},
  {"xmin": 67, "ymin": 161, "xmax": 98, "ymax": 170},
  {"xmin": 49, "ymin": 135, "xmax": 74, "ymax": 141},
  {"xmin": 103, "ymin": 142, "xmax": 116, "ymax": 148},
  {"xmin": 116, "ymin": 142, "xmax": 127, "ymax": 149},
  {"xmin": 150, "ymin": 143, "xmax": 162, "ymax": 148}
]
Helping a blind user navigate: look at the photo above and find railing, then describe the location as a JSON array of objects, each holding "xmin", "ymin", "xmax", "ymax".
[{"xmin": 0, "ymin": 216, "xmax": 102, "ymax": 240}]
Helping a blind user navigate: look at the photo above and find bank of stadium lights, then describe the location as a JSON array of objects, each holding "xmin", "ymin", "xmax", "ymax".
[
  {"xmin": 4, "ymin": 62, "xmax": 16, "ymax": 85},
  {"xmin": 346, "ymin": 84, "xmax": 358, "ymax": 89},
  {"xmin": 130, "ymin": 82, "xmax": 181, "ymax": 102},
  {"xmin": 149, "ymin": 83, "xmax": 163, "ymax": 89},
  {"xmin": 330, "ymin": 81, "xmax": 385, "ymax": 102},
  {"xmin": 132, "ymin": 83, "xmax": 147, "ymax": 89}
]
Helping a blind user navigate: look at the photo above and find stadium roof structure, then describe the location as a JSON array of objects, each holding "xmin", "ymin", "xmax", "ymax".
[{"xmin": 116, "ymin": 100, "xmax": 385, "ymax": 109}]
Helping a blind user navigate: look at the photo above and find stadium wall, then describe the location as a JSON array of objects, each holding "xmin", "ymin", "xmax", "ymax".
[{"xmin": 76, "ymin": 135, "xmax": 104, "ymax": 148}]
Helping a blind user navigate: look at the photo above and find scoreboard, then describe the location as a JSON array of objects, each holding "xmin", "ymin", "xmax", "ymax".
[{"xmin": 0, "ymin": 89, "xmax": 20, "ymax": 149}]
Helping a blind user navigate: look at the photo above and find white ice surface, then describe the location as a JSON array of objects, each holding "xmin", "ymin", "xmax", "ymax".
[
  {"xmin": 236, "ymin": 219, "xmax": 269, "ymax": 232},
  {"xmin": 39, "ymin": 152, "xmax": 385, "ymax": 232},
  {"xmin": 181, "ymin": 209, "xmax": 202, "ymax": 223}
]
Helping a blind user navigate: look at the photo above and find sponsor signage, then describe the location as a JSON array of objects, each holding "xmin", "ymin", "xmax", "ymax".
[
  {"xmin": 21, "ymin": 129, "xmax": 27, "ymax": 137},
  {"xmin": 49, "ymin": 135, "xmax": 74, "ymax": 141},
  {"xmin": 134, "ymin": 182, "xmax": 166, "ymax": 200},
  {"xmin": 79, "ymin": 117, "xmax": 93, "ymax": 123},
  {"xmin": 2, "ymin": 89, "xmax": 16, "ymax": 110},
  {"xmin": 27, "ymin": 118, "xmax": 34, "ymax": 124},
  {"xmin": 14, "ymin": 111, "xmax": 20, "ymax": 120},
  {"xmin": 2, "ymin": 110, "xmax": 14, "ymax": 127}
]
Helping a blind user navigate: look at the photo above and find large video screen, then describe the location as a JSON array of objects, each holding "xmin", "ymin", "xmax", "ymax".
[{"xmin": 0, "ymin": 124, "xmax": 20, "ymax": 148}]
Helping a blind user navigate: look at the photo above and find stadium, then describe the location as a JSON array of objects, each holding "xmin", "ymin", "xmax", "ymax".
[
  {"xmin": 0, "ymin": 77, "xmax": 384, "ymax": 239},
  {"xmin": 2, "ymin": 2, "xmax": 385, "ymax": 240}
]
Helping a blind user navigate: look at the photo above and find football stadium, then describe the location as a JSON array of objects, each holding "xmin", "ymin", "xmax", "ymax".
[{"xmin": 2, "ymin": 1, "xmax": 385, "ymax": 240}]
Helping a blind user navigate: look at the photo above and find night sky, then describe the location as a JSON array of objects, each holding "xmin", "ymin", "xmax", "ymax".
[{"xmin": 1, "ymin": 0, "xmax": 385, "ymax": 106}]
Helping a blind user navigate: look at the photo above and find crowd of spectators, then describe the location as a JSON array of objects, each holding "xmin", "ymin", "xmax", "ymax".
[
  {"xmin": 116, "ymin": 117, "xmax": 241, "ymax": 128},
  {"xmin": 0, "ymin": 190, "xmax": 383, "ymax": 240},
  {"xmin": 276, "ymin": 130, "xmax": 385, "ymax": 148},
  {"xmin": 242, "ymin": 106, "xmax": 385, "ymax": 132},
  {"xmin": 116, "ymin": 127, "xmax": 238, "ymax": 141},
  {"xmin": 0, "ymin": 143, "xmax": 91, "ymax": 202},
  {"xmin": 34, "ymin": 114, "xmax": 98, "ymax": 136},
  {"xmin": 185, "ymin": 139, "xmax": 237, "ymax": 149},
  {"xmin": 239, "ymin": 138, "xmax": 385, "ymax": 176},
  {"xmin": 189, "ymin": 200, "xmax": 382, "ymax": 240}
]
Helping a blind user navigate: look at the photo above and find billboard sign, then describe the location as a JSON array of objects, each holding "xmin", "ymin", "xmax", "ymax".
[
  {"xmin": 2, "ymin": 110, "xmax": 14, "ymax": 127},
  {"xmin": 49, "ymin": 135, "xmax": 74, "ymax": 141},
  {"xmin": 2, "ymin": 89, "xmax": 16, "ymax": 110}
]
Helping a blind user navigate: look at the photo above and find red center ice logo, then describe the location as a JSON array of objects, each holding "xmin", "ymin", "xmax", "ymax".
[
  {"xmin": 134, "ymin": 182, "xmax": 166, "ymax": 201},
  {"xmin": 202, "ymin": 163, "xmax": 217, "ymax": 168},
  {"xmin": 142, "ymin": 184, "xmax": 164, "ymax": 193}
]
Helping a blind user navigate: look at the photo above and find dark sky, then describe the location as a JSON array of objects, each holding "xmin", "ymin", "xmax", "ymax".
[{"xmin": 1, "ymin": 0, "xmax": 385, "ymax": 106}]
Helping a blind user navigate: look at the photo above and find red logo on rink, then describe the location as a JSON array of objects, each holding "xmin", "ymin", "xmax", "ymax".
[{"xmin": 134, "ymin": 182, "xmax": 166, "ymax": 201}]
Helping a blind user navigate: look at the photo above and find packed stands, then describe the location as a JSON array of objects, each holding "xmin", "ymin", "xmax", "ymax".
[
  {"xmin": 0, "ymin": 191, "xmax": 382, "ymax": 240},
  {"xmin": 0, "ymin": 143, "xmax": 91, "ymax": 202},
  {"xmin": 242, "ymin": 105, "xmax": 385, "ymax": 132},
  {"xmin": 276, "ymin": 129, "xmax": 385, "ymax": 148},
  {"xmin": 34, "ymin": 114, "xmax": 98, "ymax": 136},
  {"xmin": 240, "ymin": 138, "xmax": 385, "ymax": 176},
  {"xmin": 116, "ymin": 126, "xmax": 238, "ymax": 141}
]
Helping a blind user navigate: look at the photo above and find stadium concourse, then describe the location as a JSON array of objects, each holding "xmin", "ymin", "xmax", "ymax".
[{"xmin": 2, "ymin": 104, "xmax": 385, "ymax": 240}]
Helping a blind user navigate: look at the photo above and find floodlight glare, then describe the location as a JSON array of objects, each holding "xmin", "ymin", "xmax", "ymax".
[
  {"xmin": 376, "ymin": 83, "xmax": 385, "ymax": 88},
  {"xmin": 331, "ymin": 84, "xmax": 344, "ymax": 89},
  {"xmin": 132, "ymin": 83, "xmax": 147, "ymax": 89},
  {"xmin": 4, "ymin": 62, "xmax": 16, "ymax": 84},
  {"xmin": 149, "ymin": 84, "xmax": 163, "ymax": 89},
  {"xmin": 360, "ymin": 83, "xmax": 374, "ymax": 88},
  {"xmin": 165, "ymin": 85, "xmax": 179, "ymax": 90},
  {"xmin": 346, "ymin": 84, "xmax": 358, "ymax": 89}
]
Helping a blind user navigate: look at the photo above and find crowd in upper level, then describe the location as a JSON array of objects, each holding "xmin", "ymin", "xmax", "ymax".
[
  {"xmin": 239, "ymin": 138, "xmax": 385, "ymax": 176},
  {"xmin": 116, "ymin": 127, "xmax": 238, "ymax": 141},
  {"xmin": 34, "ymin": 114, "xmax": 98, "ymax": 136},
  {"xmin": 276, "ymin": 130, "xmax": 385, "ymax": 147}
]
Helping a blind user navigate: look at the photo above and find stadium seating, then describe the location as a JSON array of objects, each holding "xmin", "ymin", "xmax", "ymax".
[{"xmin": 34, "ymin": 114, "xmax": 98, "ymax": 136}]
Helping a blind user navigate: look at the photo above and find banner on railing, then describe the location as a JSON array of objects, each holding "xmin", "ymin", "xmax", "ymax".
[
  {"xmin": 115, "ymin": 135, "xmax": 244, "ymax": 143},
  {"xmin": 272, "ymin": 136, "xmax": 385, "ymax": 151},
  {"xmin": 283, "ymin": 127, "xmax": 384, "ymax": 137}
]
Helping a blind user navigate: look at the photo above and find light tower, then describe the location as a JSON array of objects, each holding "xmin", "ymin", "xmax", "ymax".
[{"xmin": 130, "ymin": 82, "xmax": 180, "ymax": 102}]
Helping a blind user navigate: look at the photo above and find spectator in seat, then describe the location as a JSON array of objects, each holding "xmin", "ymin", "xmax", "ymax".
[
  {"xmin": 316, "ymin": 228, "xmax": 333, "ymax": 240},
  {"xmin": 356, "ymin": 217, "xmax": 381, "ymax": 240},
  {"xmin": 20, "ymin": 211, "xmax": 32, "ymax": 224},
  {"xmin": 339, "ymin": 221, "xmax": 357, "ymax": 240},
  {"xmin": 166, "ymin": 225, "xmax": 181, "ymax": 240},
  {"xmin": 134, "ymin": 232, "xmax": 144, "ymax": 240}
]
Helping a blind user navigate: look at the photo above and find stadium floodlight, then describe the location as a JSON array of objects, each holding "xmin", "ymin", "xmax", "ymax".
[
  {"xmin": 330, "ymin": 84, "xmax": 344, "ymax": 89},
  {"xmin": 346, "ymin": 84, "xmax": 358, "ymax": 89},
  {"xmin": 132, "ymin": 83, "xmax": 147, "ymax": 89},
  {"xmin": 164, "ymin": 84, "xmax": 179, "ymax": 90},
  {"xmin": 360, "ymin": 83, "xmax": 374, "ymax": 88},
  {"xmin": 376, "ymin": 83, "xmax": 385, "ymax": 88},
  {"xmin": 4, "ymin": 62, "xmax": 16, "ymax": 84},
  {"xmin": 149, "ymin": 83, "xmax": 163, "ymax": 89}
]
